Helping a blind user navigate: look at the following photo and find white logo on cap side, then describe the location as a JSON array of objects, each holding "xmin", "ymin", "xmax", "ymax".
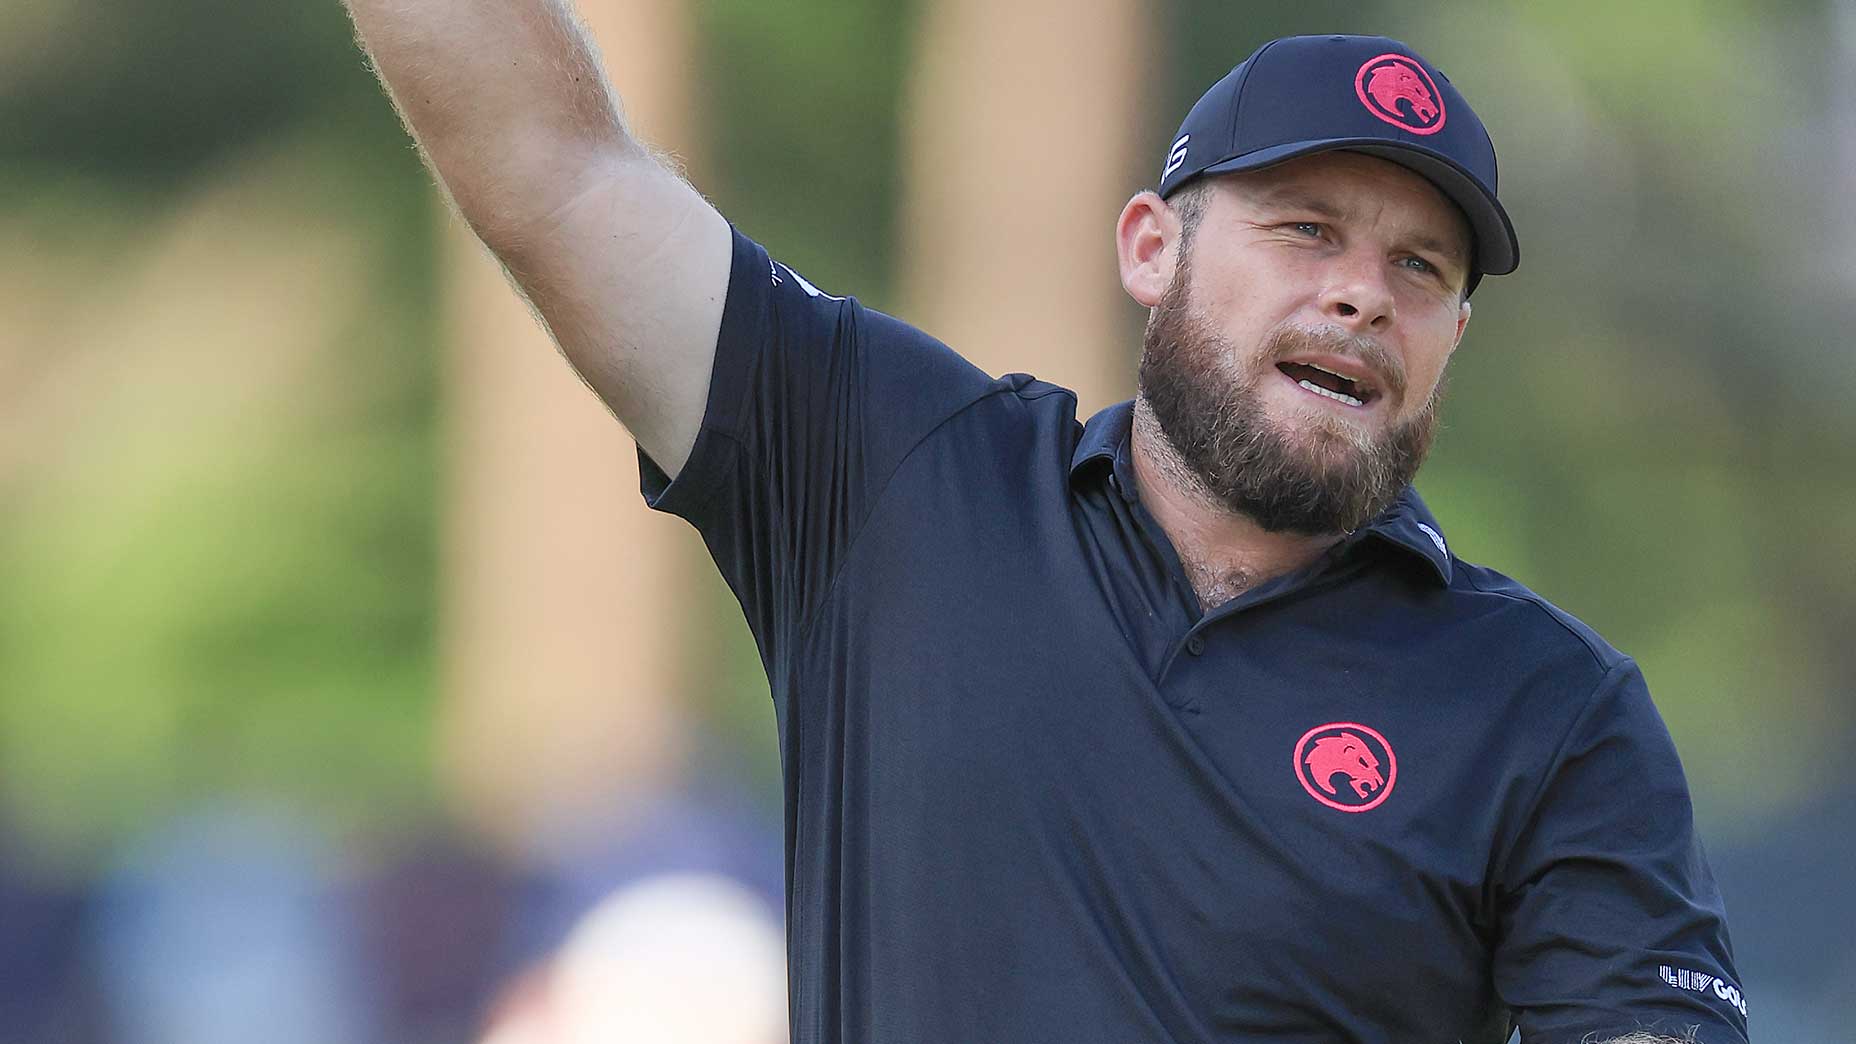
[{"xmin": 1163, "ymin": 134, "xmax": 1191, "ymax": 182}]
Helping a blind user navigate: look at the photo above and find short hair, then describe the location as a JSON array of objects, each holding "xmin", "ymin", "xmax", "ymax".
[{"xmin": 1167, "ymin": 178, "xmax": 1217, "ymax": 261}]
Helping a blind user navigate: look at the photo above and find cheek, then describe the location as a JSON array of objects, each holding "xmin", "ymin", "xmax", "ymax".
[
  {"xmin": 1193, "ymin": 261, "xmax": 1307, "ymax": 343},
  {"xmin": 1393, "ymin": 305, "xmax": 1462, "ymax": 402},
  {"xmin": 1193, "ymin": 242, "xmax": 1305, "ymax": 305},
  {"xmin": 1404, "ymin": 341, "xmax": 1456, "ymax": 405}
]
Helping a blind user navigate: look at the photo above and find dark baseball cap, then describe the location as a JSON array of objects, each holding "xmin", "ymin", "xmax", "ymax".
[{"xmin": 1158, "ymin": 35, "xmax": 1519, "ymax": 293}]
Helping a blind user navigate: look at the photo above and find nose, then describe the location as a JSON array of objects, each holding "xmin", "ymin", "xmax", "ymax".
[{"xmin": 1318, "ymin": 252, "xmax": 1395, "ymax": 331}]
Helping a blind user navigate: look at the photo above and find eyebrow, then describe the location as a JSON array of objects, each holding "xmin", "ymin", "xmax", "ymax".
[
  {"xmin": 1250, "ymin": 188, "xmax": 1470, "ymax": 268},
  {"xmin": 1252, "ymin": 189, "xmax": 1347, "ymax": 220}
]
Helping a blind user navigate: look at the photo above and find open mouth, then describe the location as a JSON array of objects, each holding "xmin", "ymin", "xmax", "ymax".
[{"xmin": 1277, "ymin": 361, "xmax": 1377, "ymax": 409}]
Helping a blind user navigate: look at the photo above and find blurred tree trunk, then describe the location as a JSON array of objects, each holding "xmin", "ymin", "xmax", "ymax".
[
  {"xmin": 899, "ymin": 0, "xmax": 1155, "ymax": 414},
  {"xmin": 437, "ymin": 0, "xmax": 701, "ymax": 852},
  {"xmin": 1833, "ymin": 0, "xmax": 1856, "ymax": 281}
]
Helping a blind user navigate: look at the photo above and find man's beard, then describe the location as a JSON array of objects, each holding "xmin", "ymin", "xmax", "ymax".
[{"xmin": 1135, "ymin": 261, "xmax": 1442, "ymax": 536}]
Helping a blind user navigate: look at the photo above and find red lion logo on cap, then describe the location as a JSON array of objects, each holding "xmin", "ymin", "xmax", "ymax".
[
  {"xmin": 1295, "ymin": 722, "xmax": 1398, "ymax": 812},
  {"xmin": 1354, "ymin": 54, "xmax": 1446, "ymax": 135}
]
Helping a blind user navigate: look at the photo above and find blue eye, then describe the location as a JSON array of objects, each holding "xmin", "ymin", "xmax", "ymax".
[
  {"xmin": 1291, "ymin": 222, "xmax": 1322, "ymax": 236},
  {"xmin": 1399, "ymin": 256, "xmax": 1436, "ymax": 273}
]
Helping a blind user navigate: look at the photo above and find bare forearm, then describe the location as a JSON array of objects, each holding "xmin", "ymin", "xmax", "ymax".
[{"xmin": 342, "ymin": 0, "xmax": 642, "ymax": 240}]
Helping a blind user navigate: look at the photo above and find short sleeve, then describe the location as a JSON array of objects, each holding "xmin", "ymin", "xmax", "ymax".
[
  {"xmin": 1495, "ymin": 660, "xmax": 1749, "ymax": 1043},
  {"xmin": 637, "ymin": 226, "xmax": 997, "ymax": 678}
]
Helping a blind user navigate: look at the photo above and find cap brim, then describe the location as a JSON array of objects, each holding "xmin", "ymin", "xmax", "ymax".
[{"xmin": 1197, "ymin": 137, "xmax": 1519, "ymax": 278}]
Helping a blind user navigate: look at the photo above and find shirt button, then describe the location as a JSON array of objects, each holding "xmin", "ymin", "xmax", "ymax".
[{"xmin": 1186, "ymin": 635, "xmax": 1206, "ymax": 656}]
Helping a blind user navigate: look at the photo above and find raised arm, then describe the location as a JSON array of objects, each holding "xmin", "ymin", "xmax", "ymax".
[{"xmin": 343, "ymin": 0, "xmax": 733, "ymax": 477}]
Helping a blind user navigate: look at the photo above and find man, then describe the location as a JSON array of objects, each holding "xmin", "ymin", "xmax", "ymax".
[{"xmin": 343, "ymin": 5, "xmax": 1746, "ymax": 1041}]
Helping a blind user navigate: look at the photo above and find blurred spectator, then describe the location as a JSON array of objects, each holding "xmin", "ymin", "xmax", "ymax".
[
  {"xmin": 1709, "ymin": 785, "xmax": 1856, "ymax": 1043},
  {"xmin": 512, "ymin": 783, "xmax": 783, "ymax": 962},
  {"xmin": 354, "ymin": 828, "xmax": 521, "ymax": 1044},
  {"xmin": 0, "ymin": 817, "xmax": 105, "ymax": 1044},
  {"xmin": 89, "ymin": 802, "xmax": 373, "ymax": 1044},
  {"xmin": 480, "ymin": 872, "xmax": 786, "ymax": 1044}
]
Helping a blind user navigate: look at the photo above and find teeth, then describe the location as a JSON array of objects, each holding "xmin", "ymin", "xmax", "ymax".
[{"xmin": 1298, "ymin": 379, "xmax": 1365, "ymax": 407}]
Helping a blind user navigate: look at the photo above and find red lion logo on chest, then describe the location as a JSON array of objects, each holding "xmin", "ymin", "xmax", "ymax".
[
  {"xmin": 1294, "ymin": 721, "xmax": 1399, "ymax": 812},
  {"xmin": 1304, "ymin": 732, "xmax": 1385, "ymax": 799}
]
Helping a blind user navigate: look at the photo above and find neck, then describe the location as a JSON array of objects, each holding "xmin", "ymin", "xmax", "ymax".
[{"xmin": 1129, "ymin": 397, "xmax": 1344, "ymax": 611}]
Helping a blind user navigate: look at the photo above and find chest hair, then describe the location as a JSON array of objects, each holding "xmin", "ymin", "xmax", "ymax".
[{"xmin": 1180, "ymin": 556, "xmax": 1258, "ymax": 613}]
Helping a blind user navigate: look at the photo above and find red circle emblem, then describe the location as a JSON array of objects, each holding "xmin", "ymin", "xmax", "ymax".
[
  {"xmin": 1294, "ymin": 722, "xmax": 1398, "ymax": 812},
  {"xmin": 1353, "ymin": 54, "xmax": 1446, "ymax": 136}
]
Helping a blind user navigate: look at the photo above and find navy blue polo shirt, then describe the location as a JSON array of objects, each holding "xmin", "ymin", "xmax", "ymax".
[{"xmin": 638, "ymin": 228, "xmax": 1747, "ymax": 1044}]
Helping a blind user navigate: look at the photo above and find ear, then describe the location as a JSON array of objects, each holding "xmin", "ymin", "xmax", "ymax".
[
  {"xmin": 1452, "ymin": 298, "xmax": 1471, "ymax": 350},
  {"xmin": 1117, "ymin": 190, "xmax": 1178, "ymax": 308}
]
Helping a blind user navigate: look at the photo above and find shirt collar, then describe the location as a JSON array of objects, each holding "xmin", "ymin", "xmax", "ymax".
[
  {"xmin": 1069, "ymin": 400, "xmax": 1454, "ymax": 586},
  {"xmin": 1069, "ymin": 399, "xmax": 1136, "ymax": 492},
  {"xmin": 1359, "ymin": 485, "xmax": 1454, "ymax": 585}
]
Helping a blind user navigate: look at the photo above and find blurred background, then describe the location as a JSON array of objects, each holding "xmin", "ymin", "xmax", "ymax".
[{"xmin": 1, "ymin": 0, "xmax": 1850, "ymax": 1040}]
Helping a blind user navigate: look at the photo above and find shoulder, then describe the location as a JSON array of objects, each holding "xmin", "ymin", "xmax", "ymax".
[
  {"xmin": 871, "ymin": 362, "xmax": 1082, "ymax": 468},
  {"xmin": 1379, "ymin": 551, "xmax": 1646, "ymax": 751},
  {"xmin": 1364, "ymin": 492, "xmax": 1628, "ymax": 693},
  {"xmin": 1444, "ymin": 558, "xmax": 1631, "ymax": 681}
]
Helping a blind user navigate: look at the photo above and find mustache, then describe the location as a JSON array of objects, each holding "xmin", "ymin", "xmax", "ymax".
[{"xmin": 1262, "ymin": 326, "xmax": 1407, "ymax": 402}]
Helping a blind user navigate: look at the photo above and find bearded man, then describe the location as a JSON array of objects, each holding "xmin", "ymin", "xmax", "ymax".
[{"xmin": 342, "ymin": 6, "xmax": 1746, "ymax": 1040}]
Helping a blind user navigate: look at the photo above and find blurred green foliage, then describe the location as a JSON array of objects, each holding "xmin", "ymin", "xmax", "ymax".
[
  {"xmin": 695, "ymin": 0, "xmax": 918, "ymax": 302},
  {"xmin": 0, "ymin": 0, "xmax": 1849, "ymax": 876},
  {"xmin": 0, "ymin": 0, "xmax": 442, "ymax": 867}
]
